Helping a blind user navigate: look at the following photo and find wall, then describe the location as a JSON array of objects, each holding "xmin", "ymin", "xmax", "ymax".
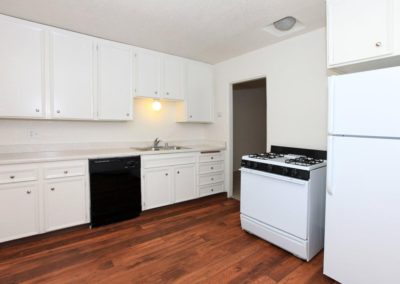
[
  {"xmin": 233, "ymin": 86, "xmax": 266, "ymax": 170},
  {"xmin": 0, "ymin": 98, "xmax": 206, "ymax": 145},
  {"xmin": 205, "ymin": 28, "xmax": 329, "ymax": 195}
]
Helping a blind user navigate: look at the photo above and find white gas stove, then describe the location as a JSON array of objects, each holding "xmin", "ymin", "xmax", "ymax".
[{"xmin": 240, "ymin": 146, "xmax": 327, "ymax": 261}]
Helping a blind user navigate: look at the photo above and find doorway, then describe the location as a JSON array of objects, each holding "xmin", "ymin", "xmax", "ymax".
[{"xmin": 232, "ymin": 78, "xmax": 267, "ymax": 200}]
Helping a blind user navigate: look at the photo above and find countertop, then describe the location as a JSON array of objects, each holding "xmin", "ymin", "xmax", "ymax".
[{"xmin": 0, "ymin": 144, "xmax": 225, "ymax": 165}]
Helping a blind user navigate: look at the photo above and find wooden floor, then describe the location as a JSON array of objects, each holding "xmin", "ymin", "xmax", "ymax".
[{"xmin": 0, "ymin": 194, "xmax": 336, "ymax": 284}]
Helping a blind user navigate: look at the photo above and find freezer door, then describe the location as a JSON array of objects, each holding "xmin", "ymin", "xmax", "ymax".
[
  {"xmin": 328, "ymin": 66, "xmax": 400, "ymax": 138},
  {"xmin": 324, "ymin": 136, "xmax": 400, "ymax": 284}
]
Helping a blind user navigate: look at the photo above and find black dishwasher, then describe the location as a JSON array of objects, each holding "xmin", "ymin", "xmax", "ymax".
[{"xmin": 89, "ymin": 156, "xmax": 141, "ymax": 227}]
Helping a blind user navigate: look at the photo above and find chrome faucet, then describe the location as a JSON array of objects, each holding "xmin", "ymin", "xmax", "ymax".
[{"xmin": 153, "ymin": 137, "xmax": 161, "ymax": 148}]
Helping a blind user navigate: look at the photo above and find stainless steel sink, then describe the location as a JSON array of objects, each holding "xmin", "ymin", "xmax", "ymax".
[{"xmin": 131, "ymin": 146, "xmax": 190, "ymax": 151}]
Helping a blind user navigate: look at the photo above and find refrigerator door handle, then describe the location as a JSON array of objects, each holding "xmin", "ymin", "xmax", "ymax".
[
  {"xmin": 328, "ymin": 76, "xmax": 335, "ymax": 134},
  {"xmin": 327, "ymin": 136, "xmax": 334, "ymax": 195}
]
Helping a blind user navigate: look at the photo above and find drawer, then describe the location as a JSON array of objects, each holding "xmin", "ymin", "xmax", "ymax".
[
  {"xmin": 44, "ymin": 161, "xmax": 86, "ymax": 179},
  {"xmin": 199, "ymin": 152, "xmax": 223, "ymax": 163},
  {"xmin": 142, "ymin": 154, "xmax": 196, "ymax": 169},
  {"xmin": 199, "ymin": 161, "xmax": 224, "ymax": 174},
  {"xmin": 0, "ymin": 165, "xmax": 38, "ymax": 184},
  {"xmin": 199, "ymin": 183, "xmax": 224, "ymax": 197},
  {"xmin": 199, "ymin": 172, "xmax": 224, "ymax": 186}
]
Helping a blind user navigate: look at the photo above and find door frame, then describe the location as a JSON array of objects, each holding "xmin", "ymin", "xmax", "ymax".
[{"xmin": 227, "ymin": 75, "xmax": 267, "ymax": 197}]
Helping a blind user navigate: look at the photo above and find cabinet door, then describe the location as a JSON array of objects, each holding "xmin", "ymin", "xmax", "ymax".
[
  {"xmin": 134, "ymin": 48, "xmax": 161, "ymax": 99},
  {"xmin": 180, "ymin": 60, "xmax": 213, "ymax": 122},
  {"xmin": 174, "ymin": 164, "xmax": 197, "ymax": 203},
  {"xmin": 0, "ymin": 183, "xmax": 39, "ymax": 243},
  {"xmin": 162, "ymin": 55, "xmax": 183, "ymax": 100},
  {"xmin": 327, "ymin": 0, "xmax": 393, "ymax": 66},
  {"xmin": 50, "ymin": 30, "xmax": 94, "ymax": 119},
  {"xmin": 142, "ymin": 168, "xmax": 173, "ymax": 210},
  {"xmin": 0, "ymin": 17, "xmax": 45, "ymax": 118},
  {"xmin": 98, "ymin": 41, "xmax": 133, "ymax": 120},
  {"xmin": 44, "ymin": 177, "xmax": 87, "ymax": 232}
]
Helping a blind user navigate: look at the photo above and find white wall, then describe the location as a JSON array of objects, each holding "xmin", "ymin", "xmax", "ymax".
[
  {"xmin": 0, "ymin": 98, "xmax": 206, "ymax": 145},
  {"xmin": 205, "ymin": 28, "xmax": 329, "ymax": 196}
]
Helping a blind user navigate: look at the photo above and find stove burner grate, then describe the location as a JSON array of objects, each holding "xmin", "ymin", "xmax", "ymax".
[
  {"xmin": 285, "ymin": 157, "xmax": 324, "ymax": 166},
  {"xmin": 248, "ymin": 152, "xmax": 284, "ymax": 160}
]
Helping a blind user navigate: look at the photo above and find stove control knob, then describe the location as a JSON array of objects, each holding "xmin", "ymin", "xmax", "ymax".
[
  {"xmin": 253, "ymin": 162, "xmax": 258, "ymax": 169},
  {"xmin": 267, "ymin": 164, "xmax": 273, "ymax": 171},
  {"xmin": 282, "ymin": 168, "xmax": 289, "ymax": 175},
  {"xmin": 291, "ymin": 169, "xmax": 297, "ymax": 177}
]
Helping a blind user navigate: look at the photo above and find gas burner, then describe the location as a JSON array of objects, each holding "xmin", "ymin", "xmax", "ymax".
[
  {"xmin": 285, "ymin": 157, "xmax": 324, "ymax": 166},
  {"xmin": 248, "ymin": 152, "xmax": 284, "ymax": 160}
]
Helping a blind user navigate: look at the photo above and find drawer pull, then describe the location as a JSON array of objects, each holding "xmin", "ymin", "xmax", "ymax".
[
  {"xmin": 211, "ymin": 188, "xmax": 214, "ymax": 192},
  {"xmin": 211, "ymin": 157, "xmax": 214, "ymax": 160},
  {"xmin": 211, "ymin": 167, "xmax": 214, "ymax": 170},
  {"xmin": 165, "ymin": 173, "xmax": 168, "ymax": 176},
  {"xmin": 211, "ymin": 178, "xmax": 214, "ymax": 181},
  {"xmin": 9, "ymin": 175, "xmax": 15, "ymax": 179},
  {"xmin": 64, "ymin": 170, "xmax": 68, "ymax": 174},
  {"xmin": 51, "ymin": 187, "xmax": 55, "ymax": 191},
  {"xmin": 26, "ymin": 190, "xmax": 31, "ymax": 194},
  {"xmin": 177, "ymin": 171, "xmax": 180, "ymax": 174}
]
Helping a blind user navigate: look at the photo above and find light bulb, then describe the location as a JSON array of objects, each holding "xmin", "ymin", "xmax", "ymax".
[{"xmin": 152, "ymin": 100, "xmax": 162, "ymax": 111}]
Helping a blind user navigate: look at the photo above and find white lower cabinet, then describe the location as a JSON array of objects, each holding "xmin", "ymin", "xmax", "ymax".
[
  {"xmin": 141, "ymin": 152, "xmax": 224, "ymax": 210},
  {"xmin": 0, "ymin": 182, "xmax": 40, "ymax": 243},
  {"xmin": 44, "ymin": 177, "xmax": 87, "ymax": 232},
  {"xmin": 174, "ymin": 164, "xmax": 197, "ymax": 203},
  {"xmin": 0, "ymin": 160, "xmax": 89, "ymax": 243},
  {"xmin": 142, "ymin": 168, "xmax": 173, "ymax": 210},
  {"xmin": 141, "ymin": 153, "xmax": 198, "ymax": 210}
]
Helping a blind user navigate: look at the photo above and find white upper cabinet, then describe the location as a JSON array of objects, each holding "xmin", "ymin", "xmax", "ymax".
[
  {"xmin": 50, "ymin": 29, "xmax": 94, "ymax": 120},
  {"xmin": 162, "ymin": 55, "xmax": 184, "ymax": 100},
  {"xmin": 0, "ymin": 16, "xmax": 45, "ymax": 119},
  {"xmin": 327, "ymin": 0, "xmax": 400, "ymax": 71},
  {"xmin": 97, "ymin": 40, "xmax": 133, "ymax": 120},
  {"xmin": 134, "ymin": 49, "xmax": 184, "ymax": 101},
  {"xmin": 176, "ymin": 60, "xmax": 214, "ymax": 123},
  {"xmin": 134, "ymin": 48, "xmax": 161, "ymax": 99}
]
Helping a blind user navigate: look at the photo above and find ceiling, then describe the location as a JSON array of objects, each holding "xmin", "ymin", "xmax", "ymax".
[{"xmin": 0, "ymin": 0, "xmax": 326, "ymax": 63}]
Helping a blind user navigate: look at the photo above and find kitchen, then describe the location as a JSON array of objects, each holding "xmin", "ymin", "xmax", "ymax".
[{"xmin": 0, "ymin": 1, "xmax": 399, "ymax": 283}]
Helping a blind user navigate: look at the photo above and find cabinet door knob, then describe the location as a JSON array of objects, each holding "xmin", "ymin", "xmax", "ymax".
[
  {"xmin": 211, "ymin": 188, "xmax": 214, "ymax": 192},
  {"xmin": 165, "ymin": 173, "xmax": 168, "ymax": 176},
  {"xmin": 376, "ymin": 42, "xmax": 382, "ymax": 47},
  {"xmin": 51, "ymin": 187, "xmax": 55, "ymax": 191},
  {"xmin": 35, "ymin": 108, "xmax": 40, "ymax": 113},
  {"xmin": 26, "ymin": 190, "xmax": 32, "ymax": 194},
  {"xmin": 177, "ymin": 171, "xmax": 180, "ymax": 174},
  {"xmin": 56, "ymin": 110, "xmax": 61, "ymax": 114},
  {"xmin": 9, "ymin": 175, "xmax": 15, "ymax": 179},
  {"xmin": 166, "ymin": 92, "xmax": 169, "ymax": 95},
  {"xmin": 126, "ymin": 113, "xmax": 130, "ymax": 117},
  {"xmin": 211, "ymin": 167, "xmax": 214, "ymax": 170},
  {"xmin": 211, "ymin": 157, "xmax": 214, "ymax": 160},
  {"xmin": 154, "ymin": 91, "xmax": 158, "ymax": 95},
  {"xmin": 189, "ymin": 115, "xmax": 193, "ymax": 118},
  {"xmin": 211, "ymin": 178, "xmax": 214, "ymax": 181},
  {"xmin": 64, "ymin": 170, "xmax": 68, "ymax": 174}
]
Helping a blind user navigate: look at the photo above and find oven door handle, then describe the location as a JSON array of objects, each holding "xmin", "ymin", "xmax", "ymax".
[{"xmin": 240, "ymin": 168, "xmax": 308, "ymax": 185}]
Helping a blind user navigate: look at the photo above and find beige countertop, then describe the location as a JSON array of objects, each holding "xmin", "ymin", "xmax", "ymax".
[{"xmin": 0, "ymin": 144, "xmax": 225, "ymax": 165}]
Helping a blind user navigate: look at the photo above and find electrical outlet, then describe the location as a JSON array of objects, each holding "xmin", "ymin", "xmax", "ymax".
[{"xmin": 29, "ymin": 130, "xmax": 38, "ymax": 138}]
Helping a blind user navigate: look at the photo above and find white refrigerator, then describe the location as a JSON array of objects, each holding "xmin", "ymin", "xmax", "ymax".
[{"xmin": 324, "ymin": 66, "xmax": 400, "ymax": 284}]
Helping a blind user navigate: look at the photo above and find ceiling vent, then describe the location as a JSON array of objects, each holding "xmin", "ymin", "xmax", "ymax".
[{"xmin": 263, "ymin": 16, "xmax": 305, "ymax": 37}]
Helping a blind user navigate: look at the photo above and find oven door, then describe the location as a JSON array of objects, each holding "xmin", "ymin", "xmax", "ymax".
[{"xmin": 240, "ymin": 168, "xmax": 309, "ymax": 240}]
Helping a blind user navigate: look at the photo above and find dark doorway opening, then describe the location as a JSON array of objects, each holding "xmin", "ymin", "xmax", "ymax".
[{"xmin": 232, "ymin": 78, "xmax": 267, "ymax": 199}]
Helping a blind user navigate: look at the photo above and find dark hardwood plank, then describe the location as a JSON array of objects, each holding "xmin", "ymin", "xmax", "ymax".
[{"xmin": 0, "ymin": 193, "xmax": 335, "ymax": 284}]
